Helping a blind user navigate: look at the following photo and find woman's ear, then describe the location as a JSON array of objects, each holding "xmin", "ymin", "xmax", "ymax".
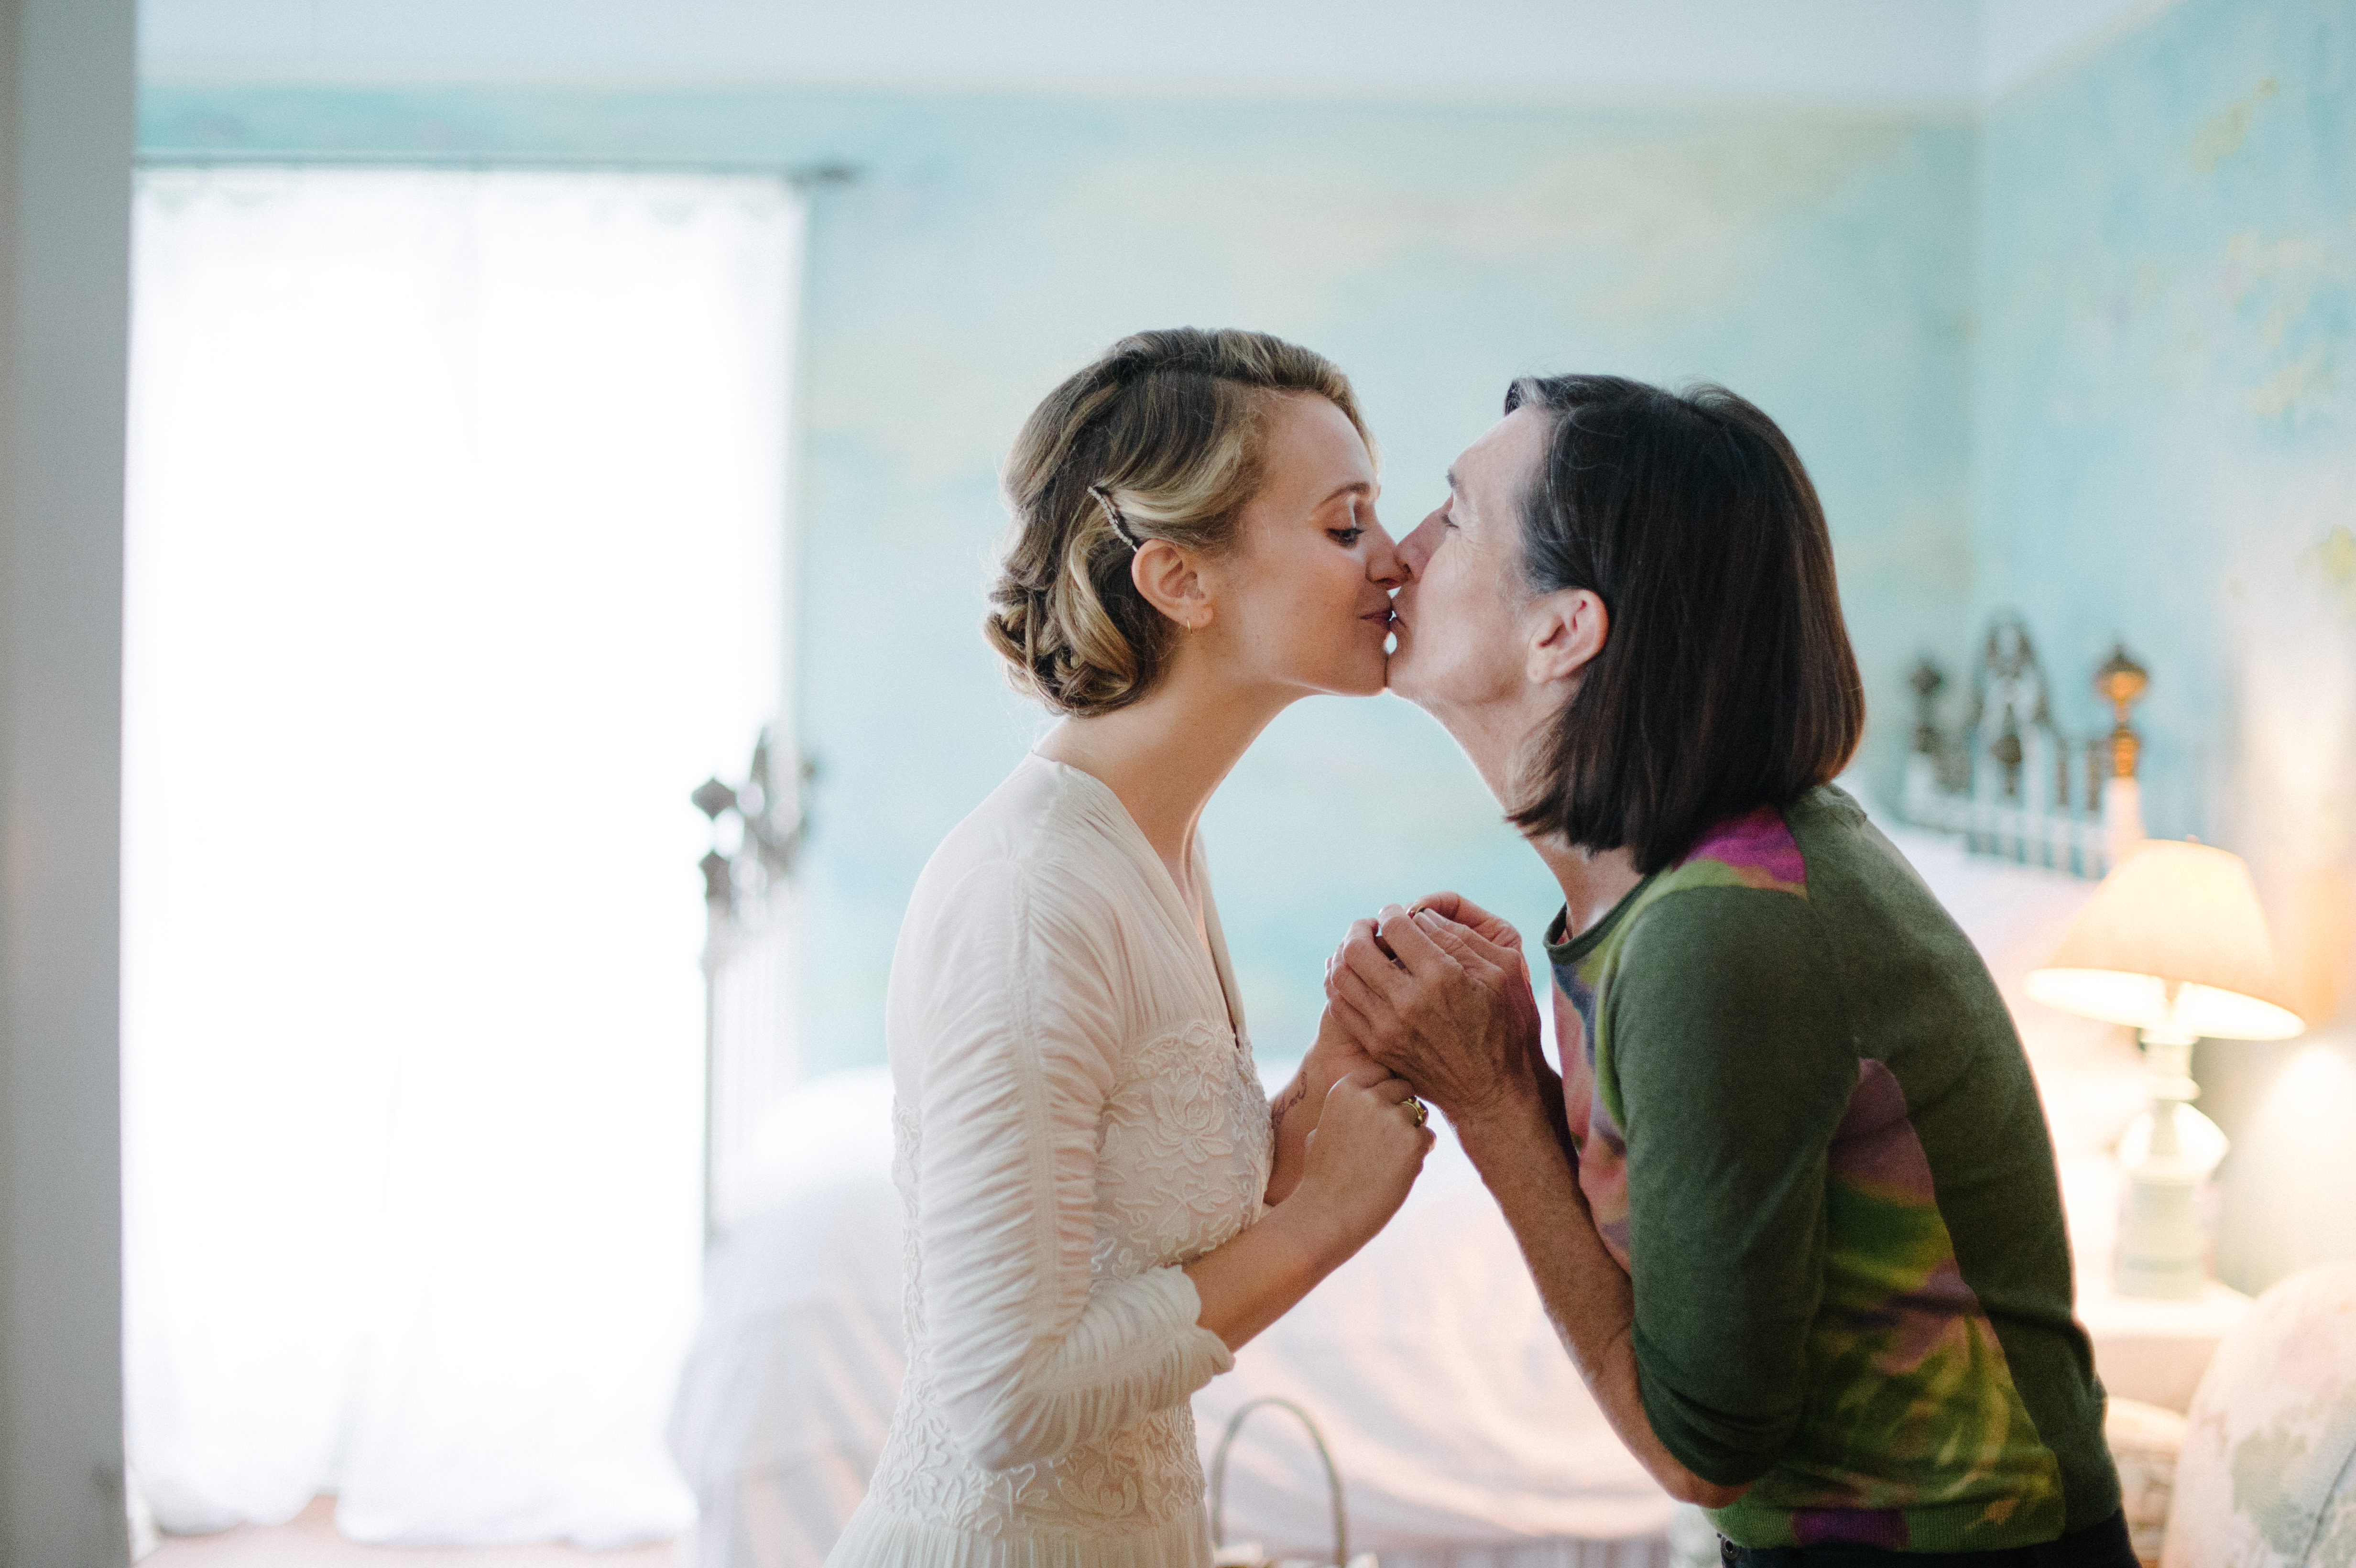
[
  {"xmin": 1526, "ymin": 588, "xmax": 1607, "ymax": 686},
  {"xmin": 1131, "ymin": 539, "xmax": 1212, "ymax": 631}
]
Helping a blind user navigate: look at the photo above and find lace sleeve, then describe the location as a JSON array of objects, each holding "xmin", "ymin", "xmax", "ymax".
[{"xmin": 914, "ymin": 860, "xmax": 1235, "ymax": 1473}]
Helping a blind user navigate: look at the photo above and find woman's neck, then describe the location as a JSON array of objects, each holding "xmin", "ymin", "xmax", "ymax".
[
  {"xmin": 1532, "ymin": 835, "xmax": 1645, "ymax": 940},
  {"xmin": 1424, "ymin": 687, "xmax": 1644, "ymax": 939},
  {"xmin": 1033, "ymin": 662, "xmax": 1289, "ymax": 912}
]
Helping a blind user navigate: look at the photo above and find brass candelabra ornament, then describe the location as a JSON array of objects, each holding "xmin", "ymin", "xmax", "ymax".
[{"xmin": 2096, "ymin": 643, "xmax": 2150, "ymax": 782}]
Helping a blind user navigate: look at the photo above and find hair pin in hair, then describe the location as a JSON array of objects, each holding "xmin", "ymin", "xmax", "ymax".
[{"xmin": 1088, "ymin": 484, "xmax": 1145, "ymax": 552}]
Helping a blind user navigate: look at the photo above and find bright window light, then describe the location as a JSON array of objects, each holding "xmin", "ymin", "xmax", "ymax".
[{"xmin": 121, "ymin": 166, "xmax": 802, "ymax": 1546}]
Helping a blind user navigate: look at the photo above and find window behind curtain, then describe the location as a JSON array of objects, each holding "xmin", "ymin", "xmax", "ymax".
[{"xmin": 121, "ymin": 166, "xmax": 801, "ymax": 1546}]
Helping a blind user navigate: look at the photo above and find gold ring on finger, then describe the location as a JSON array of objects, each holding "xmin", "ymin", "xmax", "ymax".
[{"xmin": 1404, "ymin": 1097, "xmax": 1428, "ymax": 1128}]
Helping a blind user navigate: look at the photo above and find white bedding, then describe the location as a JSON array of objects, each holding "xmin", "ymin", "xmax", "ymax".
[{"xmin": 668, "ymin": 813, "xmax": 2148, "ymax": 1568}]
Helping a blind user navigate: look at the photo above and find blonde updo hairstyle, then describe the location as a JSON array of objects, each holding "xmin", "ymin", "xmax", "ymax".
[{"xmin": 986, "ymin": 327, "xmax": 1368, "ymax": 715}]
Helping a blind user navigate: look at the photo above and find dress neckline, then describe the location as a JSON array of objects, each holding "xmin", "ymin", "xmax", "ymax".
[{"xmin": 1023, "ymin": 752, "xmax": 1245, "ymax": 1043}]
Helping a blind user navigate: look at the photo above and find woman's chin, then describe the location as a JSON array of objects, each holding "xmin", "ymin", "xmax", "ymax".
[
  {"xmin": 1383, "ymin": 645, "xmax": 1419, "ymax": 699},
  {"xmin": 1315, "ymin": 647, "xmax": 1391, "ymax": 698},
  {"xmin": 1382, "ymin": 659, "xmax": 1453, "ymax": 715}
]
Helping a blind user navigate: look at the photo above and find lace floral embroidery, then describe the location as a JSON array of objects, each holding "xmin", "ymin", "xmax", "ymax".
[{"xmin": 868, "ymin": 1023, "xmax": 1268, "ymax": 1540}]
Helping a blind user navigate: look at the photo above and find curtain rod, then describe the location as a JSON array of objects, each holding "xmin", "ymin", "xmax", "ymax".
[{"xmin": 133, "ymin": 150, "xmax": 861, "ymax": 186}]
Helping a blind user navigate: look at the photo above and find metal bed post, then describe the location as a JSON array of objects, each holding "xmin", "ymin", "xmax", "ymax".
[{"xmin": 692, "ymin": 729, "xmax": 806, "ymax": 1249}]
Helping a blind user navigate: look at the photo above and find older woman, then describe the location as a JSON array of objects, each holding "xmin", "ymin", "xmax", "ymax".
[{"xmin": 1329, "ymin": 376, "xmax": 2134, "ymax": 1566}]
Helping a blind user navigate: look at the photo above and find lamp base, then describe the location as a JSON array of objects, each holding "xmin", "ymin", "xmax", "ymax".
[
  {"xmin": 2113, "ymin": 1036, "xmax": 2229, "ymax": 1301},
  {"xmin": 2116, "ymin": 1173, "xmax": 2209, "ymax": 1299}
]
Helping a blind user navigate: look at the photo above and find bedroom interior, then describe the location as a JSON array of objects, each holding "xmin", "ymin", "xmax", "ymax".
[{"xmin": 2, "ymin": 0, "xmax": 2352, "ymax": 1565}]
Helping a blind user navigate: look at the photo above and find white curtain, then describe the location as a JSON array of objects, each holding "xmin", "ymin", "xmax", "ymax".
[{"xmin": 121, "ymin": 167, "xmax": 803, "ymax": 1547}]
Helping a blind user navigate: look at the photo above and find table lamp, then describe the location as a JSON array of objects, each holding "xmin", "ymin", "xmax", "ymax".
[{"xmin": 2026, "ymin": 839, "xmax": 2304, "ymax": 1298}]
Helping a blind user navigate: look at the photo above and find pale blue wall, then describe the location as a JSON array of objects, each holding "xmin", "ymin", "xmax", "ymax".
[
  {"xmin": 140, "ymin": 87, "xmax": 1977, "ymax": 1074},
  {"xmin": 1973, "ymin": 0, "xmax": 2356, "ymax": 1292},
  {"xmin": 1973, "ymin": 0, "xmax": 2356, "ymax": 844}
]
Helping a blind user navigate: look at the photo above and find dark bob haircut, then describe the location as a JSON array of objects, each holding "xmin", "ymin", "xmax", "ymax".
[{"xmin": 1504, "ymin": 375, "xmax": 1864, "ymax": 874}]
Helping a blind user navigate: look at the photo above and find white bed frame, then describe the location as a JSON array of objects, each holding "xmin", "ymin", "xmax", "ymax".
[{"xmin": 1897, "ymin": 613, "xmax": 2150, "ymax": 879}]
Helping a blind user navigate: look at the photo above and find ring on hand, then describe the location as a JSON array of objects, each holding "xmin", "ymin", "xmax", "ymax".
[{"xmin": 1403, "ymin": 1097, "xmax": 1428, "ymax": 1128}]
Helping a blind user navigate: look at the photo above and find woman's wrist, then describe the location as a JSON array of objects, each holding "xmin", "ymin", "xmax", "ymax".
[
  {"xmin": 1451, "ymin": 1075, "xmax": 1558, "ymax": 1178},
  {"xmin": 1261, "ymin": 1175, "xmax": 1358, "ymax": 1278},
  {"xmin": 1297, "ymin": 1031, "xmax": 1362, "ymax": 1111}
]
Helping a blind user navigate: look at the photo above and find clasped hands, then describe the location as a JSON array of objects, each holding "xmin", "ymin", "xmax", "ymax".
[{"xmin": 1318, "ymin": 891, "xmax": 1550, "ymax": 1136}]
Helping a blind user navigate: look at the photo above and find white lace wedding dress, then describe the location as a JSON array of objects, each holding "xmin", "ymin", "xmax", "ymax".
[{"xmin": 825, "ymin": 754, "xmax": 1273, "ymax": 1568}]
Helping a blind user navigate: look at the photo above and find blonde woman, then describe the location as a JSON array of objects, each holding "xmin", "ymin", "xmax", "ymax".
[{"xmin": 826, "ymin": 330, "xmax": 1434, "ymax": 1568}]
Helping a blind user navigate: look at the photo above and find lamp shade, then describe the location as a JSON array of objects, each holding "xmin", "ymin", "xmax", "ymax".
[{"xmin": 2025, "ymin": 839, "xmax": 2304, "ymax": 1040}]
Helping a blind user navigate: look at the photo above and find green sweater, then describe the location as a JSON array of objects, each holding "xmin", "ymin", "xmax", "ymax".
[{"xmin": 1544, "ymin": 784, "xmax": 2119, "ymax": 1553}]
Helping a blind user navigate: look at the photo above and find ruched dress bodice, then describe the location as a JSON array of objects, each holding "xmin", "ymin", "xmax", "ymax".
[{"xmin": 826, "ymin": 755, "xmax": 1272, "ymax": 1568}]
